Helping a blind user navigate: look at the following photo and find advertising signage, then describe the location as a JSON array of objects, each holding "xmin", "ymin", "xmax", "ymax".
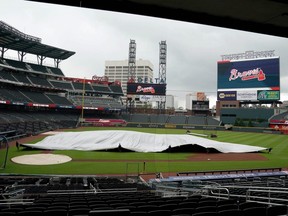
[
  {"xmin": 217, "ymin": 91, "xmax": 237, "ymax": 101},
  {"xmin": 192, "ymin": 100, "xmax": 209, "ymax": 110},
  {"xmin": 127, "ymin": 83, "xmax": 166, "ymax": 95},
  {"xmin": 257, "ymin": 90, "xmax": 280, "ymax": 101},
  {"xmin": 139, "ymin": 95, "xmax": 166, "ymax": 102},
  {"xmin": 217, "ymin": 57, "xmax": 280, "ymax": 90},
  {"xmin": 237, "ymin": 90, "xmax": 257, "ymax": 101}
]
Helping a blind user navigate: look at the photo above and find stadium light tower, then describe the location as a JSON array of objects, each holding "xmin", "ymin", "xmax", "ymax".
[
  {"xmin": 127, "ymin": 39, "xmax": 136, "ymax": 111},
  {"xmin": 158, "ymin": 41, "xmax": 167, "ymax": 111},
  {"xmin": 159, "ymin": 41, "xmax": 167, "ymax": 84},
  {"xmin": 128, "ymin": 39, "xmax": 136, "ymax": 83}
]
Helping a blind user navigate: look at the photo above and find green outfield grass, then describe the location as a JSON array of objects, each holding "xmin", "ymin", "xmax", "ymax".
[{"xmin": 1, "ymin": 127, "xmax": 288, "ymax": 175}]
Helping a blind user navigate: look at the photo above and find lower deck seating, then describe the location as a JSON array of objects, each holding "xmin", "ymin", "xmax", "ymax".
[
  {"xmin": 0, "ymin": 109, "xmax": 79, "ymax": 135},
  {"xmin": 1, "ymin": 173, "xmax": 288, "ymax": 216}
]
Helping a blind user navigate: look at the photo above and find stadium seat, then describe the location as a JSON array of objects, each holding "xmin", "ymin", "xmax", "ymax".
[
  {"xmin": 217, "ymin": 204, "xmax": 238, "ymax": 212},
  {"xmin": 242, "ymin": 207, "xmax": 267, "ymax": 216},
  {"xmin": 43, "ymin": 209, "xmax": 68, "ymax": 216},
  {"xmin": 0, "ymin": 212, "xmax": 16, "ymax": 215},
  {"xmin": 136, "ymin": 204, "xmax": 159, "ymax": 212},
  {"xmin": 218, "ymin": 209, "xmax": 242, "ymax": 216},
  {"xmin": 91, "ymin": 207, "xmax": 114, "ymax": 211},
  {"xmin": 17, "ymin": 210, "xmax": 43, "ymax": 216},
  {"xmin": 116, "ymin": 205, "xmax": 137, "ymax": 210},
  {"xmin": 89, "ymin": 209, "xmax": 130, "ymax": 216},
  {"xmin": 89, "ymin": 204, "xmax": 110, "ymax": 209},
  {"xmin": 238, "ymin": 202, "xmax": 265, "ymax": 210},
  {"xmin": 266, "ymin": 205, "xmax": 288, "ymax": 216},
  {"xmin": 192, "ymin": 212, "xmax": 218, "ymax": 216},
  {"xmin": 130, "ymin": 212, "xmax": 146, "ymax": 216},
  {"xmin": 147, "ymin": 209, "xmax": 171, "ymax": 216},
  {"xmin": 172, "ymin": 207, "xmax": 195, "ymax": 215},
  {"xmin": 216, "ymin": 199, "xmax": 237, "ymax": 206},
  {"xmin": 159, "ymin": 203, "xmax": 178, "ymax": 210},
  {"xmin": 68, "ymin": 208, "xmax": 90, "ymax": 216},
  {"xmin": 197, "ymin": 201, "xmax": 217, "ymax": 207},
  {"xmin": 178, "ymin": 202, "xmax": 198, "ymax": 208},
  {"xmin": 194, "ymin": 206, "xmax": 217, "ymax": 214}
]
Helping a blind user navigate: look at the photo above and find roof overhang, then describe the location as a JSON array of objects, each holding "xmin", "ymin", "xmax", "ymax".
[{"xmin": 27, "ymin": 0, "xmax": 288, "ymax": 38}]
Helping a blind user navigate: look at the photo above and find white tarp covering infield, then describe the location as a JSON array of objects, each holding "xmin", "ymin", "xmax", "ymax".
[{"xmin": 21, "ymin": 130, "xmax": 268, "ymax": 153}]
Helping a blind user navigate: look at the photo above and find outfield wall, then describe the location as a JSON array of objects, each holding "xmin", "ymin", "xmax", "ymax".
[{"xmin": 126, "ymin": 123, "xmax": 282, "ymax": 134}]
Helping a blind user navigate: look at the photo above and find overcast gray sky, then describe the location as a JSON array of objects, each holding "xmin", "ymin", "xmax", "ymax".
[{"xmin": 1, "ymin": 0, "xmax": 288, "ymax": 107}]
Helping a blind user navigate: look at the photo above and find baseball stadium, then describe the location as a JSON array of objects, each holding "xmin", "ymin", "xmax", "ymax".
[{"xmin": 1, "ymin": 1, "xmax": 288, "ymax": 216}]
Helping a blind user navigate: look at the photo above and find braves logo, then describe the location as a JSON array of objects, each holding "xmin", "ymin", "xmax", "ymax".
[
  {"xmin": 136, "ymin": 85, "xmax": 155, "ymax": 94},
  {"xmin": 229, "ymin": 68, "xmax": 266, "ymax": 81}
]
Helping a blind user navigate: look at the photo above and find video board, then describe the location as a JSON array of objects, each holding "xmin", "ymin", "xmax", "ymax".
[
  {"xmin": 192, "ymin": 100, "xmax": 209, "ymax": 111},
  {"xmin": 126, "ymin": 83, "xmax": 166, "ymax": 95},
  {"xmin": 218, "ymin": 57, "xmax": 279, "ymax": 90},
  {"xmin": 217, "ymin": 57, "xmax": 280, "ymax": 101}
]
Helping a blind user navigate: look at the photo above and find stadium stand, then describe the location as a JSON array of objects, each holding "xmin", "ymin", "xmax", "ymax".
[
  {"xmin": 269, "ymin": 111, "xmax": 288, "ymax": 122},
  {"xmin": 128, "ymin": 114, "xmax": 150, "ymax": 123},
  {"xmin": 4, "ymin": 59, "xmax": 29, "ymax": 70},
  {"xmin": 91, "ymin": 84, "xmax": 112, "ymax": 94},
  {"xmin": 69, "ymin": 95, "xmax": 124, "ymax": 110},
  {"xmin": 49, "ymin": 80, "xmax": 74, "ymax": 90},
  {"xmin": 27, "ymin": 62, "xmax": 49, "ymax": 73},
  {"xmin": 20, "ymin": 90, "xmax": 53, "ymax": 104},
  {"xmin": 0, "ymin": 88, "xmax": 32, "ymax": 102},
  {"xmin": 109, "ymin": 84, "xmax": 124, "ymax": 95},
  {"xmin": 72, "ymin": 82, "xmax": 93, "ymax": 91},
  {"xmin": 28, "ymin": 76, "xmax": 53, "ymax": 87},
  {"xmin": 1, "ymin": 172, "xmax": 288, "ymax": 216},
  {"xmin": 169, "ymin": 115, "xmax": 187, "ymax": 124},
  {"xmin": 0, "ymin": 70, "xmax": 18, "ymax": 82},
  {"xmin": 46, "ymin": 66, "xmax": 65, "ymax": 76},
  {"xmin": 150, "ymin": 114, "xmax": 170, "ymax": 124},
  {"xmin": 45, "ymin": 93, "xmax": 73, "ymax": 106},
  {"xmin": 12, "ymin": 72, "xmax": 33, "ymax": 85},
  {"xmin": 220, "ymin": 108, "xmax": 274, "ymax": 126},
  {"xmin": 0, "ymin": 108, "xmax": 79, "ymax": 136}
]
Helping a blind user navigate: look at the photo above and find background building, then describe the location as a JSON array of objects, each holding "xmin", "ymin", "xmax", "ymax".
[
  {"xmin": 165, "ymin": 95, "xmax": 174, "ymax": 109},
  {"xmin": 186, "ymin": 92, "xmax": 210, "ymax": 115},
  {"xmin": 105, "ymin": 59, "xmax": 154, "ymax": 106},
  {"xmin": 185, "ymin": 93, "xmax": 197, "ymax": 110}
]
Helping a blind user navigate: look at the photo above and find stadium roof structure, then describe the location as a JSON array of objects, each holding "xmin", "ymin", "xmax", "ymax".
[
  {"xmin": 0, "ymin": 20, "xmax": 75, "ymax": 60},
  {"xmin": 28, "ymin": 0, "xmax": 288, "ymax": 38}
]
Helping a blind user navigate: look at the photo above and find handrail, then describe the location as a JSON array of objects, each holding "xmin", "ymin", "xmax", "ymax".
[
  {"xmin": 202, "ymin": 186, "xmax": 230, "ymax": 200},
  {"xmin": 47, "ymin": 189, "xmax": 96, "ymax": 194},
  {"xmin": 200, "ymin": 184, "xmax": 288, "ymax": 206},
  {"xmin": 246, "ymin": 188, "xmax": 288, "ymax": 205},
  {"xmin": 177, "ymin": 167, "xmax": 283, "ymax": 176}
]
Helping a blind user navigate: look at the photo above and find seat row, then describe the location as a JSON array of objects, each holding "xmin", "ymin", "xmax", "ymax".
[{"xmin": 0, "ymin": 205, "xmax": 286, "ymax": 216}]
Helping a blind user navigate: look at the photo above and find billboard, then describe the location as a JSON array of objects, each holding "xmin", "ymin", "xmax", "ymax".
[
  {"xmin": 197, "ymin": 92, "xmax": 206, "ymax": 101},
  {"xmin": 127, "ymin": 83, "xmax": 166, "ymax": 95},
  {"xmin": 257, "ymin": 90, "xmax": 280, "ymax": 100},
  {"xmin": 139, "ymin": 95, "xmax": 166, "ymax": 102},
  {"xmin": 192, "ymin": 100, "xmax": 209, "ymax": 110},
  {"xmin": 217, "ymin": 57, "xmax": 280, "ymax": 90},
  {"xmin": 237, "ymin": 90, "xmax": 257, "ymax": 101},
  {"xmin": 217, "ymin": 91, "xmax": 237, "ymax": 101}
]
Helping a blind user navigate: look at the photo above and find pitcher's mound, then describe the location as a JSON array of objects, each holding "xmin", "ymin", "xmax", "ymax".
[{"xmin": 12, "ymin": 154, "xmax": 72, "ymax": 165}]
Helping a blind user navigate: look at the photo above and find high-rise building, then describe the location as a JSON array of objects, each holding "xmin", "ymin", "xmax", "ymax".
[
  {"xmin": 104, "ymin": 59, "xmax": 154, "ymax": 106},
  {"xmin": 185, "ymin": 93, "xmax": 197, "ymax": 110},
  {"xmin": 165, "ymin": 95, "xmax": 174, "ymax": 109}
]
